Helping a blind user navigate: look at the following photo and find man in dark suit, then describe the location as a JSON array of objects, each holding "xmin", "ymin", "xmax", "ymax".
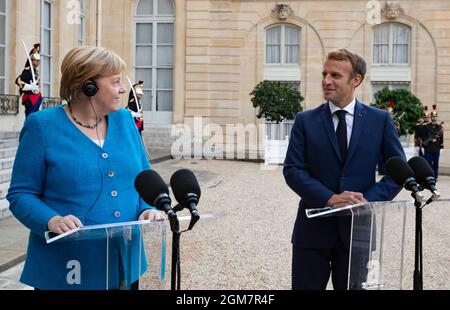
[{"xmin": 283, "ymin": 49, "xmax": 405, "ymax": 290}]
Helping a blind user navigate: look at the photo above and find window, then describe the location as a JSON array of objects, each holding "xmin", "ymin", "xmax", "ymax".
[
  {"xmin": 77, "ymin": 0, "xmax": 85, "ymax": 46},
  {"xmin": 371, "ymin": 82, "xmax": 410, "ymax": 103},
  {"xmin": 373, "ymin": 23, "xmax": 410, "ymax": 65},
  {"xmin": 0, "ymin": 0, "xmax": 6, "ymax": 94},
  {"xmin": 135, "ymin": 0, "xmax": 174, "ymax": 112},
  {"xmin": 40, "ymin": 0, "xmax": 52, "ymax": 97},
  {"xmin": 266, "ymin": 25, "xmax": 300, "ymax": 64}
]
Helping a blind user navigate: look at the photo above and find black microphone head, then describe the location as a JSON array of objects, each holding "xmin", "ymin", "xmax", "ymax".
[
  {"xmin": 134, "ymin": 169, "xmax": 169, "ymax": 206},
  {"xmin": 170, "ymin": 169, "xmax": 201, "ymax": 204},
  {"xmin": 408, "ymin": 156, "xmax": 435, "ymax": 181},
  {"xmin": 385, "ymin": 156, "xmax": 415, "ymax": 186}
]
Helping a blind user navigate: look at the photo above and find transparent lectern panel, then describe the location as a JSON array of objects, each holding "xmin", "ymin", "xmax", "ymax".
[
  {"xmin": 306, "ymin": 200, "xmax": 411, "ymax": 290},
  {"xmin": 44, "ymin": 219, "xmax": 167, "ymax": 290},
  {"xmin": 347, "ymin": 201, "xmax": 407, "ymax": 289}
]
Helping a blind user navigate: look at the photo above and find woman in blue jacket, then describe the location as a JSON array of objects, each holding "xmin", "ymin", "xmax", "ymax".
[{"xmin": 7, "ymin": 46, "xmax": 162, "ymax": 290}]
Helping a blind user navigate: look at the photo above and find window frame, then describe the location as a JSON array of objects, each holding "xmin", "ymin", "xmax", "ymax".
[
  {"xmin": 134, "ymin": 0, "xmax": 175, "ymax": 113},
  {"xmin": 77, "ymin": 0, "xmax": 85, "ymax": 46},
  {"xmin": 265, "ymin": 24, "xmax": 300, "ymax": 65},
  {"xmin": 371, "ymin": 81, "xmax": 411, "ymax": 103},
  {"xmin": 0, "ymin": 0, "xmax": 7, "ymax": 94},
  {"xmin": 372, "ymin": 23, "xmax": 411, "ymax": 66},
  {"xmin": 40, "ymin": 0, "xmax": 53, "ymax": 97}
]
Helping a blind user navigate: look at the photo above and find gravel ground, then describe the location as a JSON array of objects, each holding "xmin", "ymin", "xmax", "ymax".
[{"xmin": 139, "ymin": 159, "xmax": 450, "ymax": 290}]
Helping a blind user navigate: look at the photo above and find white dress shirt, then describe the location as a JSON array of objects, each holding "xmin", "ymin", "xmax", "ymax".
[{"xmin": 328, "ymin": 98, "xmax": 356, "ymax": 148}]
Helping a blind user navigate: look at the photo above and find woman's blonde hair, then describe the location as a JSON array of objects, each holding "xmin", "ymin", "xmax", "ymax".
[{"xmin": 60, "ymin": 46, "xmax": 126, "ymax": 102}]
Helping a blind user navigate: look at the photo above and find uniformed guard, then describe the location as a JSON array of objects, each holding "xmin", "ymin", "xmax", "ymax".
[
  {"xmin": 126, "ymin": 80, "xmax": 144, "ymax": 135},
  {"xmin": 414, "ymin": 106, "xmax": 431, "ymax": 157},
  {"xmin": 15, "ymin": 43, "xmax": 42, "ymax": 117},
  {"xmin": 422, "ymin": 104, "xmax": 444, "ymax": 178}
]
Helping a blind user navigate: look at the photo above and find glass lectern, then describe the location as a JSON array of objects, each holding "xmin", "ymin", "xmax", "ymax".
[
  {"xmin": 306, "ymin": 200, "xmax": 412, "ymax": 290},
  {"xmin": 45, "ymin": 219, "xmax": 167, "ymax": 290}
]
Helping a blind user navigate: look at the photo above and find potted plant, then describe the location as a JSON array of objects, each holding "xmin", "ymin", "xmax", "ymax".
[
  {"xmin": 250, "ymin": 80, "xmax": 304, "ymax": 164},
  {"xmin": 250, "ymin": 80, "xmax": 304, "ymax": 124}
]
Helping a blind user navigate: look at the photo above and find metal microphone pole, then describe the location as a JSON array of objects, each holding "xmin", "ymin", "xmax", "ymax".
[
  {"xmin": 170, "ymin": 203, "xmax": 200, "ymax": 290},
  {"xmin": 171, "ymin": 228, "xmax": 181, "ymax": 290},
  {"xmin": 412, "ymin": 192, "xmax": 423, "ymax": 290},
  {"xmin": 167, "ymin": 213, "xmax": 181, "ymax": 290}
]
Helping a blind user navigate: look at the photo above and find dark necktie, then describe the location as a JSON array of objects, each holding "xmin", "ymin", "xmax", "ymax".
[{"xmin": 335, "ymin": 110, "xmax": 348, "ymax": 162}]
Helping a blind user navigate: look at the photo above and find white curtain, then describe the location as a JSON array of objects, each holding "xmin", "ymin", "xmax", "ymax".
[
  {"xmin": 373, "ymin": 25, "xmax": 389, "ymax": 64},
  {"xmin": 136, "ymin": 23, "xmax": 152, "ymax": 44},
  {"xmin": 135, "ymin": 1, "xmax": 174, "ymax": 113},
  {"xmin": 157, "ymin": 23, "xmax": 173, "ymax": 66},
  {"xmin": 157, "ymin": 69, "xmax": 173, "ymax": 111},
  {"xmin": 77, "ymin": 17, "xmax": 84, "ymax": 46},
  {"xmin": 77, "ymin": 0, "xmax": 84, "ymax": 46},
  {"xmin": 135, "ymin": 69, "xmax": 152, "ymax": 110},
  {"xmin": 392, "ymin": 24, "xmax": 409, "ymax": 64},
  {"xmin": 266, "ymin": 26, "xmax": 281, "ymax": 63},
  {"xmin": 372, "ymin": 82, "xmax": 410, "ymax": 102},
  {"xmin": 158, "ymin": 0, "xmax": 174, "ymax": 15},
  {"xmin": 137, "ymin": 0, "xmax": 152, "ymax": 15},
  {"xmin": 285, "ymin": 26, "xmax": 299, "ymax": 64}
]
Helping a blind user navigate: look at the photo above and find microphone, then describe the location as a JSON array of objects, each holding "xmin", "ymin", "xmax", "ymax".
[
  {"xmin": 170, "ymin": 169, "xmax": 201, "ymax": 230},
  {"xmin": 408, "ymin": 156, "xmax": 440, "ymax": 200},
  {"xmin": 135, "ymin": 169, "xmax": 179, "ymax": 232},
  {"xmin": 385, "ymin": 156, "xmax": 424, "ymax": 202}
]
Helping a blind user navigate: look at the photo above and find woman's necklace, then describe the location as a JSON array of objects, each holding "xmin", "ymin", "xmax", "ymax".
[{"xmin": 67, "ymin": 102, "xmax": 102, "ymax": 129}]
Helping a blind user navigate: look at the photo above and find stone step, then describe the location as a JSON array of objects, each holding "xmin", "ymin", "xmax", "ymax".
[
  {"xmin": 144, "ymin": 136, "xmax": 177, "ymax": 144},
  {"xmin": 0, "ymin": 157, "xmax": 15, "ymax": 170},
  {"xmin": 0, "ymin": 147, "xmax": 17, "ymax": 159},
  {"xmin": 0, "ymin": 139, "xmax": 19, "ymax": 149},
  {"xmin": 147, "ymin": 143, "xmax": 174, "ymax": 150},
  {"xmin": 144, "ymin": 125, "xmax": 175, "ymax": 132},
  {"xmin": 0, "ymin": 181, "xmax": 10, "ymax": 200},
  {"xmin": 145, "ymin": 124, "xmax": 174, "ymax": 128},
  {"xmin": 146, "ymin": 141, "xmax": 176, "ymax": 148},
  {"xmin": 0, "ymin": 199, "xmax": 12, "ymax": 219},
  {"xmin": 144, "ymin": 130, "xmax": 175, "ymax": 137},
  {"xmin": 0, "ymin": 169, "xmax": 12, "ymax": 183},
  {"xmin": 144, "ymin": 132, "xmax": 177, "ymax": 138},
  {"xmin": 0, "ymin": 132, "xmax": 20, "ymax": 140}
]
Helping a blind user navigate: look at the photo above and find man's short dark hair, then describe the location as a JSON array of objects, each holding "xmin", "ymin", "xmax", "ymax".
[{"xmin": 326, "ymin": 48, "xmax": 366, "ymax": 83}]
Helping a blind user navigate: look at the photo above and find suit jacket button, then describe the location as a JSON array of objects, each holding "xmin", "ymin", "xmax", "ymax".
[
  {"xmin": 108, "ymin": 170, "xmax": 114, "ymax": 177},
  {"xmin": 114, "ymin": 211, "xmax": 121, "ymax": 218},
  {"xmin": 101, "ymin": 152, "xmax": 109, "ymax": 159},
  {"xmin": 111, "ymin": 190, "xmax": 118, "ymax": 197}
]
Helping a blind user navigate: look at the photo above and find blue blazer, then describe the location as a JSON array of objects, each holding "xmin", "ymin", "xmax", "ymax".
[
  {"xmin": 7, "ymin": 105, "xmax": 154, "ymax": 289},
  {"xmin": 283, "ymin": 101, "xmax": 405, "ymax": 249}
]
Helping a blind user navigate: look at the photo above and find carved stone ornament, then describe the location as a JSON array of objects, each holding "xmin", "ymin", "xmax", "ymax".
[
  {"xmin": 272, "ymin": 3, "xmax": 293, "ymax": 20},
  {"xmin": 381, "ymin": 1, "xmax": 404, "ymax": 20}
]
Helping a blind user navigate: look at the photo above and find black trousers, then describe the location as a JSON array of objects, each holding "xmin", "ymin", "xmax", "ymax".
[
  {"xmin": 292, "ymin": 242, "xmax": 369, "ymax": 290},
  {"xmin": 292, "ymin": 243, "xmax": 349, "ymax": 290}
]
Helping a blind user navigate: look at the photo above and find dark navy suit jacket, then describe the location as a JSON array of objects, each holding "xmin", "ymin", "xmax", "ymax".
[{"xmin": 283, "ymin": 100, "xmax": 405, "ymax": 249}]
